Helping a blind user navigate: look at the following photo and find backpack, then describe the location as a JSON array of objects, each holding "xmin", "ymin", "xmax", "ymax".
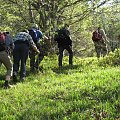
[
  {"xmin": 58, "ymin": 28, "xmax": 68, "ymax": 39},
  {"xmin": 29, "ymin": 29, "xmax": 38, "ymax": 44},
  {"xmin": 36, "ymin": 30, "xmax": 43, "ymax": 40},
  {"xmin": 54, "ymin": 28, "xmax": 69, "ymax": 41},
  {"xmin": 0, "ymin": 32, "xmax": 6, "ymax": 51},
  {"xmin": 54, "ymin": 28, "xmax": 72, "ymax": 47},
  {"xmin": 92, "ymin": 31, "xmax": 102, "ymax": 41}
]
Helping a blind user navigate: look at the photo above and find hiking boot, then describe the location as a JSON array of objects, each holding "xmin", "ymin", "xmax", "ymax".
[{"xmin": 4, "ymin": 81, "xmax": 12, "ymax": 89}]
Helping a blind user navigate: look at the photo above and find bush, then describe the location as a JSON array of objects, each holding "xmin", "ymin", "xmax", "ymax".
[{"xmin": 98, "ymin": 49, "xmax": 120, "ymax": 66}]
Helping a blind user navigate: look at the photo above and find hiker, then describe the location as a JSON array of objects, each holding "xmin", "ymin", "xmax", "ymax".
[
  {"xmin": 54, "ymin": 24, "xmax": 73, "ymax": 67},
  {"xmin": 29, "ymin": 24, "xmax": 49, "ymax": 72},
  {"xmin": 13, "ymin": 30, "xmax": 40, "ymax": 83},
  {"xmin": 0, "ymin": 32, "xmax": 14, "ymax": 88},
  {"xmin": 6, "ymin": 32, "xmax": 14, "ymax": 56},
  {"xmin": 92, "ymin": 27, "xmax": 109, "ymax": 58}
]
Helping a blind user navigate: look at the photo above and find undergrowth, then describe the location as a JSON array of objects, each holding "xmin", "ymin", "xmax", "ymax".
[{"xmin": 0, "ymin": 50, "xmax": 120, "ymax": 120}]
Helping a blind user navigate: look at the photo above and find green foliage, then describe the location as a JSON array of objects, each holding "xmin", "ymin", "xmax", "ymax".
[
  {"xmin": 0, "ymin": 0, "xmax": 120, "ymax": 56},
  {"xmin": 0, "ymin": 56, "xmax": 120, "ymax": 119},
  {"xmin": 98, "ymin": 49, "xmax": 120, "ymax": 67}
]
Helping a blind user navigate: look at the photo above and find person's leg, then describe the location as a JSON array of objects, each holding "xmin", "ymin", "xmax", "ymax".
[
  {"xmin": 35, "ymin": 45, "xmax": 44, "ymax": 70},
  {"xmin": 35, "ymin": 53, "xmax": 44, "ymax": 70},
  {"xmin": 58, "ymin": 47, "xmax": 64, "ymax": 67},
  {"xmin": 29, "ymin": 50, "xmax": 36, "ymax": 71},
  {"xmin": 13, "ymin": 45, "xmax": 21, "ymax": 82},
  {"xmin": 20, "ymin": 44, "xmax": 29, "ymax": 80},
  {"xmin": 101, "ymin": 42, "xmax": 108, "ymax": 57},
  {"xmin": 94, "ymin": 42, "xmax": 101, "ymax": 58},
  {"xmin": 65, "ymin": 45, "xmax": 73, "ymax": 65},
  {"xmin": 0, "ymin": 51, "xmax": 13, "ymax": 88}
]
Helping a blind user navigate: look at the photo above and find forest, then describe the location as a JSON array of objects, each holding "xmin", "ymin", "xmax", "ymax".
[{"xmin": 1, "ymin": 0, "xmax": 120, "ymax": 56}]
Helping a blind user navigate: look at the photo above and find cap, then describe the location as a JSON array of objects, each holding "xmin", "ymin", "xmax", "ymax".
[{"xmin": 32, "ymin": 23, "xmax": 38, "ymax": 29}]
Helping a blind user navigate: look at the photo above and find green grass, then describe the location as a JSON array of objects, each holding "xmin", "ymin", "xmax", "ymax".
[{"xmin": 0, "ymin": 55, "xmax": 120, "ymax": 120}]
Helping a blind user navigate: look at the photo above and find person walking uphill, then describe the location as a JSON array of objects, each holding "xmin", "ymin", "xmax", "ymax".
[
  {"xmin": 92, "ymin": 27, "xmax": 109, "ymax": 58},
  {"xmin": 13, "ymin": 30, "xmax": 40, "ymax": 83},
  {"xmin": 54, "ymin": 24, "xmax": 73, "ymax": 67},
  {"xmin": 29, "ymin": 24, "xmax": 49, "ymax": 72},
  {"xmin": 0, "ymin": 32, "xmax": 14, "ymax": 88}
]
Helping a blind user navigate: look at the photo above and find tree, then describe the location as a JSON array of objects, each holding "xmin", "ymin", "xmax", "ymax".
[{"xmin": 0, "ymin": 0, "xmax": 120, "ymax": 56}]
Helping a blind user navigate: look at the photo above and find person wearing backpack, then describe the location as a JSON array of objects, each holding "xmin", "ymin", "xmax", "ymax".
[
  {"xmin": 5, "ymin": 32, "xmax": 14, "ymax": 56},
  {"xmin": 54, "ymin": 24, "xmax": 73, "ymax": 67},
  {"xmin": 13, "ymin": 30, "xmax": 40, "ymax": 82},
  {"xmin": 28, "ymin": 24, "xmax": 49, "ymax": 72},
  {"xmin": 0, "ymin": 32, "xmax": 14, "ymax": 88},
  {"xmin": 92, "ymin": 27, "xmax": 109, "ymax": 58}
]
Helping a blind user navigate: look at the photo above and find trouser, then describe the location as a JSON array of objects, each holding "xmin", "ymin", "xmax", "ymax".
[
  {"xmin": 29, "ymin": 50, "xmax": 36, "ymax": 70},
  {"xmin": 0, "ymin": 51, "xmax": 13, "ymax": 81},
  {"xmin": 58, "ymin": 45, "xmax": 73, "ymax": 67},
  {"xmin": 94, "ymin": 41, "xmax": 108, "ymax": 58},
  {"xmin": 29, "ymin": 44, "xmax": 45, "ymax": 70},
  {"xmin": 13, "ymin": 43, "xmax": 29, "ymax": 78}
]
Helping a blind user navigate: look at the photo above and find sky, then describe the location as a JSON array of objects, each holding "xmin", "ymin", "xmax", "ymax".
[
  {"xmin": 102, "ymin": 0, "xmax": 114, "ymax": 6},
  {"xmin": 88, "ymin": 0, "xmax": 114, "ymax": 7}
]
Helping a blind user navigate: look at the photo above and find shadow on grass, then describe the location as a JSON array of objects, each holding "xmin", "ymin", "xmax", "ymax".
[
  {"xmin": 52, "ymin": 64, "xmax": 82, "ymax": 74},
  {"xmin": 15, "ymin": 84, "xmax": 120, "ymax": 120},
  {"xmin": 0, "ymin": 74, "xmax": 5, "ymax": 88}
]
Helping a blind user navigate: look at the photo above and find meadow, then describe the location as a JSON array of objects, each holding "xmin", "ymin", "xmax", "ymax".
[{"xmin": 0, "ymin": 51, "xmax": 120, "ymax": 120}]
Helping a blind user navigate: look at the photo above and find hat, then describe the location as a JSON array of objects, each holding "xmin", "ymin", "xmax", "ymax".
[{"xmin": 32, "ymin": 23, "xmax": 38, "ymax": 29}]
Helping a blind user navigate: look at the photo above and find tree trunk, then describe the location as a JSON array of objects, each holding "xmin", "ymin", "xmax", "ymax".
[{"xmin": 28, "ymin": 0, "xmax": 34, "ymax": 23}]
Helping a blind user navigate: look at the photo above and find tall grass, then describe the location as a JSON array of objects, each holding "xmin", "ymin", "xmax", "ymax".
[{"xmin": 0, "ymin": 53, "xmax": 120, "ymax": 120}]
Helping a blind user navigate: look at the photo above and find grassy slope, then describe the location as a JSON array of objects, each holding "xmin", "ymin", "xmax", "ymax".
[{"xmin": 0, "ymin": 56, "xmax": 120, "ymax": 120}]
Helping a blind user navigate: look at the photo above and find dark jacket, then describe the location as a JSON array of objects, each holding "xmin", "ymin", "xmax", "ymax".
[{"xmin": 54, "ymin": 28, "xmax": 72, "ymax": 48}]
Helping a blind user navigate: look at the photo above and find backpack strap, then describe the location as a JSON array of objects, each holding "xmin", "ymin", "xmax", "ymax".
[{"xmin": 0, "ymin": 32, "xmax": 6, "ymax": 51}]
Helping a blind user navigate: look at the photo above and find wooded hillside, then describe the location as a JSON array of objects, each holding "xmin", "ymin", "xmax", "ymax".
[{"xmin": 0, "ymin": 0, "xmax": 120, "ymax": 56}]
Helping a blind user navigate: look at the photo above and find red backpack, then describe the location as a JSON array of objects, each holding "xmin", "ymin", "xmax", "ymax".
[
  {"xmin": 0, "ymin": 32, "xmax": 6, "ymax": 51},
  {"xmin": 92, "ymin": 31, "xmax": 102, "ymax": 41}
]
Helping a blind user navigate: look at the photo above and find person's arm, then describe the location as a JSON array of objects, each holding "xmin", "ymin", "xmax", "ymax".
[
  {"xmin": 31, "ymin": 44, "xmax": 40, "ymax": 54},
  {"xmin": 9, "ymin": 35, "xmax": 14, "ymax": 50},
  {"xmin": 101, "ymin": 29, "xmax": 109, "ymax": 43},
  {"xmin": 43, "ymin": 35, "xmax": 49, "ymax": 40},
  {"xmin": 28, "ymin": 34, "xmax": 40, "ymax": 54}
]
